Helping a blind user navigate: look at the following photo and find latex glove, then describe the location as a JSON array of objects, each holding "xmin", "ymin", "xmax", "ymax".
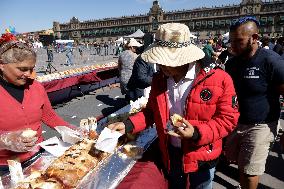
[
  {"xmin": 69, "ymin": 125, "xmax": 89, "ymax": 138},
  {"xmin": 0, "ymin": 130, "xmax": 38, "ymax": 152},
  {"xmin": 56, "ymin": 125, "xmax": 88, "ymax": 138},
  {"xmin": 107, "ymin": 122, "xmax": 126, "ymax": 135}
]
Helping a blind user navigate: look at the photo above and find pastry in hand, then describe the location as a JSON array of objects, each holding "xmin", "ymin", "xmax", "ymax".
[
  {"xmin": 170, "ymin": 114, "xmax": 183, "ymax": 126},
  {"xmin": 21, "ymin": 129, "xmax": 37, "ymax": 138},
  {"xmin": 122, "ymin": 144, "xmax": 143, "ymax": 158}
]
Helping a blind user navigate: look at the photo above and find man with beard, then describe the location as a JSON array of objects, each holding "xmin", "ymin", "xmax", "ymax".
[{"xmin": 225, "ymin": 17, "xmax": 284, "ymax": 189}]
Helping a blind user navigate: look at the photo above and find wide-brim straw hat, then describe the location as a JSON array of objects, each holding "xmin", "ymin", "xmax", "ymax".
[
  {"xmin": 128, "ymin": 38, "xmax": 142, "ymax": 47},
  {"xmin": 141, "ymin": 23, "xmax": 205, "ymax": 67}
]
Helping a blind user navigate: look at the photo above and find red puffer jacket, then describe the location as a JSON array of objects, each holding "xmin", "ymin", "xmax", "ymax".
[{"xmin": 129, "ymin": 62, "xmax": 239, "ymax": 173}]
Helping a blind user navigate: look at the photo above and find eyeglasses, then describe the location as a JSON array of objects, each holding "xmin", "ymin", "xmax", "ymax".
[
  {"xmin": 0, "ymin": 41, "xmax": 31, "ymax": 56},
  {"xmin": 230, "ymin": 16, "xmax": 260, "ymax": 30}
]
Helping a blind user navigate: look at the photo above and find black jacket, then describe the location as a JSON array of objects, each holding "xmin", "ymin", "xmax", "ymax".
[{"xmin": 127, "ymin": 56, "xmax": 155, "ymax": 101}]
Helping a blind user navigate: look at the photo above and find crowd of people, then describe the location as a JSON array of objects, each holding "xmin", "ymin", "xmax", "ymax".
[
  {"xmin": 43, "ymin": 42, "xmax": 120, "ymax": 67},
  {"xmin": 1, "ymin": 16, "xmax": 284, "ymax": 189},
  {"xmin": 113, "ymin": 17, "xmax": 284, "ymax": 189}
]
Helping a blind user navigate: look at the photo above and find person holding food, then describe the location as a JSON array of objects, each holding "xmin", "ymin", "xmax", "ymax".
[
  {"xmin": 0, "ymin": 34, "xmax": 75, "ymax": 176},
  {"xmin": 109, "ymin": 23, "xmax": 239, "ymax": 189}
]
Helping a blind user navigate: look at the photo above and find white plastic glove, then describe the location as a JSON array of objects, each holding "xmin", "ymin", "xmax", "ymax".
[
  {"xmin": 55, "ymin": 125, "xmax": 89, "ymax": 144},
  {"xmin": 0, "ymin": 130, "xmax": 38, "ymax": 152},
  {"xmin": 68, "ymin": 125, "xmax": 89, "ymax": 138}
]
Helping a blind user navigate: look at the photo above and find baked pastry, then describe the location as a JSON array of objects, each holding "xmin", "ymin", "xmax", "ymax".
[
  {"xmin": 21, "ymin": 129, "xmax": 37, "ymax": 138},
  {"xmin": 88, "ymin": 117, "xmax": 98, "ymax": 139},
  {"xmin": 30, "ymin": 177, "xmax": 63, "ymax": 189},
  {"xmin": 14, "ymin": 137, "xmax": 111, "ymax": 188},
  {"xmin": 79, "ymin": 119, "xmax": 89, "ymax": 128},
  {"xmin": 79, "ymin": 117, "xmax": 98, "ymax": 139},
  {"xmin": 122, "ymin": 144, "xmax": 143, "ymax": 158},
  {"xmin": 45, "ymin": 139, "xmax": 109, "ymax": 188},
  {"xmin": 89, "ymin": 130, "xmax": 98, "ymax": 140},
  {"xmin": 170, "ymin": 114, "xmax": 183, "ymax": 126},
  {"xmin": 88, "ymin": 117, "xmax": 97, "ymax": 126},
  {"xmin": 14, "ymin": 172, "xmax": 63, "ymax": 189}
]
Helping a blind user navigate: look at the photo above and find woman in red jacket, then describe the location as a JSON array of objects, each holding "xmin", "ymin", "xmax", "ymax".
[
  {"xmin": 0, "ymin": 35, "xmax": 74, "ymax": 176},
  {"xmin": 109, "ymin": 23, "xmax": 239, "ymax": 189}
]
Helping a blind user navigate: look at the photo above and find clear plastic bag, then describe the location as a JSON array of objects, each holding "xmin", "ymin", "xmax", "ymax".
[{"xmin": 0, "ymin": 130, "xmax": 38, "ymax": 152}]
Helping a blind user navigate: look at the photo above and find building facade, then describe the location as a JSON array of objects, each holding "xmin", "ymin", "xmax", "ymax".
[{"xmin": 53, "ymin": 0, "xmax": 284, "ymax": 43}]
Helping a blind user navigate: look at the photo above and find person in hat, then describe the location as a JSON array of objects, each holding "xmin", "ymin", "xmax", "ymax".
[
  {"xmin": 126, "ymin": 35, "xmax": 156, "ymax": 102},
  {"xmin": 225, "ymin": 17, "xmax": 284, "ymax": 189},
  {"xmin": 118, "ymin": 38, "xmax": 142, "ymax": 102},
  {"xmin": 109, "ymin": 23, "xmax": 239, "ymax": 189}
]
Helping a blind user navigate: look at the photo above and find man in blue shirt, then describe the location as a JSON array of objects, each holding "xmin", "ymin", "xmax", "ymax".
[
  {"xmin": 65, "ymin": 43, "xmax": 74, "ymax": 66},
  {"xmin": 225, "ymin": 17, "xmax": 284, "ymax": 189}
]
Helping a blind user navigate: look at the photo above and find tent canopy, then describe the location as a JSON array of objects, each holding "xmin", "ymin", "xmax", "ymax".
[
  {"xmin": 115, "ymin": 37, "xmax": 123, "ymax": 42},
  {"xmin": 223, "ymin": 32, "xmax": 229, "ymax": 38},
  {"xmin": 124, "ymin": 29, "xmax": 145, "ymax": 38},
  {"xmin": 189, "ymin": 33, "xmax": 197, "ymax": 39},
  {"xmin": 55, "ymin": 39, "xmax": 74, "ymax": 44},
  {"xmin": 115, "ymin": 37, "xmax": 127, "ymax": 44},
  {"xmin": 32, "ymin": 42, "xmax": 43, "ymax": 48}
]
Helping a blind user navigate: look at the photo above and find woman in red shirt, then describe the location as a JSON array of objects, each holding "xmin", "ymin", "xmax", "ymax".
[{"xmin": 0, "ymin": 35, "xmax": 73, "ymax": 176}]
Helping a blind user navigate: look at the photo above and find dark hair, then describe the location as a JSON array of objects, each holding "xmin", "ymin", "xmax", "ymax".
[
  {"xmin": 230, "ymin": 16, "xmax": 260, "ymax": 31},
  {"xmin": 261, "ymin": 36, "xmax": 270, "ymax": 47},
  {"xmin": 277, "ymin": 37, "xmax": 284, "ymax": 45}
]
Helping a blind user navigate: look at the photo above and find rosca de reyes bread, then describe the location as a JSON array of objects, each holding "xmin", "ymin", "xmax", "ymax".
[
  {"xmin": 21, "ymin": 129, "xmax": 37, "ymax": 138},
  {"xmin": 170, "ymin": 114, "xmax": 183, "ymax": 126},
  {"xmin": 45, "ymin": 139, "xmax": 109, "ymax": 188},
  {"xmin": 14, "ymin": 139, "xmax": 110, "ymax": 189}
]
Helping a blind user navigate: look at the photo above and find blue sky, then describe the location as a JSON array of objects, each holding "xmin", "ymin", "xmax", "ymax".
[{"xmin": 0, "ymin": 0, "xmax": 240, "ymax": 33}]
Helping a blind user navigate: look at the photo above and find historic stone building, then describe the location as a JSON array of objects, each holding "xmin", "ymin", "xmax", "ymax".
[{"xmin": 53, "ymin": 0, "xmax": 284, "ymax": 43}]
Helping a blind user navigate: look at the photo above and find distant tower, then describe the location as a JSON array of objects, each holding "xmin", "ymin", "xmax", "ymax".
[
  {"xmin": 70, "ymin": 17, "xmax": 81, "ymax": 43},
  {"xmin": 149, "ymin": 0, "xmax": 164, "ymax": 32},
  {"xmin": 53, "ymin": 22, "xmax": 61, "ymax": 39},
  {"xmin": 240, "ymin": 0, "xmax": 262, "ymax": 15}
]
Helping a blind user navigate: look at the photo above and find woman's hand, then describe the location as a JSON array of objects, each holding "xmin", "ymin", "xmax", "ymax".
[
  {"xmin": 168, "ymin": 118, "xmax": 195, "ymax": 139},
  {"xmin": 107, "ymin": 122, "xmax": 126, "ymax": 135},
  {"xmin": 0, "ymin": 130, "xmax": 38, "ymax": 152}
]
